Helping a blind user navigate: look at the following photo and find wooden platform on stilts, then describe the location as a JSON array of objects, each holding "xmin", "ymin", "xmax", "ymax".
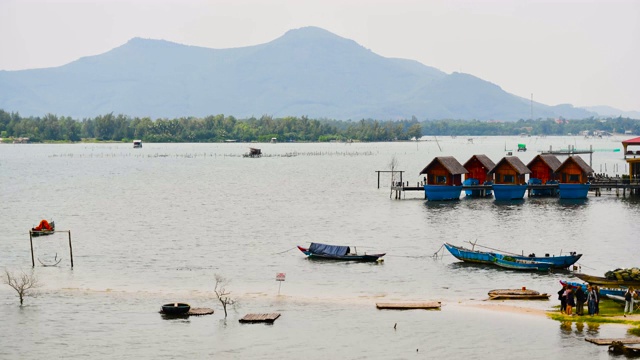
[
  {"xmin": 586, "ymin": 337, "xmax": 640, "ymax": 345},
  {"xmin": 375, "ymin": 302, "xmax": 441, "ymax": 310},
  {"xmin": 239, "ymin": 313, "xmax": 281, "ymax": 323}
]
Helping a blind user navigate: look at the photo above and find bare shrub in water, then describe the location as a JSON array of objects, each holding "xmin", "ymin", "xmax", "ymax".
[
  {"xmin": 214, "ymin": 274, "xmax": 237, "ymax": 318},
  {"xmin": 3, "ymin": 269, "xmax": 41, "ymax": 305}
]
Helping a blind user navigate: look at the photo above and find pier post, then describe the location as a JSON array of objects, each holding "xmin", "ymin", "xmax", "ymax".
[
  {"xmin": 68, "ymin": 231, "xmax": 74, "ymax": 268},
  {"xmin": 29, "ymin": 232, "xmax": 34, "ymax": 267}
]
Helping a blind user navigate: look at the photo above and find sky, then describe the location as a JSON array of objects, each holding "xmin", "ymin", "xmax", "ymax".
[{"xmin": 1, "ymin": 0, "xmax": 639, "ymax": 111}]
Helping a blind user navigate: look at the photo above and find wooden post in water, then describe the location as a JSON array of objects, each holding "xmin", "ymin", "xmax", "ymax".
[
  {"xmin": 29, "ymin": 232, "xmax": 35, "ymax": 267},
  {"xmin": 68, "ymin": 231, "xmax": 74, "ymax": 268}
]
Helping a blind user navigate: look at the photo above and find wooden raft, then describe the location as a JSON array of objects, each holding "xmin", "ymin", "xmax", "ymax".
[
  {"xmin": 188, "ymin": 308, "xmax": 214, "ymax": 316},
  {"xmin": 239, "ymin": 313, "xmax": 281, "ymax": 323},
  {"xmin": 586, "ymin": 338, "xmax": 640, "ymax": 345},
  {"xmin": 376, "ymin": 302, "xmax": 441, "ymax": 310}
]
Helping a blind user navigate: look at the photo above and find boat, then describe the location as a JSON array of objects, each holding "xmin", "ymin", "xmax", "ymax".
[
  {"xmin": 491, "ymin": 253, "xmax": 552, "ymax": 272},
  {"xmin": 574, "ymin": 273, "xmax": 640, "ymax": 288},
  {"xmin": 133, "ymin": 139, "xmax": 142, "ymax": 148},
  {"xmin": 558, "ymin": 183, "xmax": 591, "ymax": 199},
  {"xmin": 30, "ymin": 219, "xmax": 55, "ymax": 237},
  {"xmin": 243, "ymin": 147, "xmax": 262, "ymax": 158},
  {"xmin": 560, "ymin": 280, "xmax": 626, "ymax": 297},
  {"xmin": 443, "ymin": 242, "xmax": 582, "ymax": 269},
  {"xmin": 297, "ymin": 243, "xmax": 385, "ymax": 262},
  {"xmin": 423, "ymin": 184, "xmax": 462, "ymax": 201},
  {"xmin": 161, "ymin": 303, "xmax": 191, "ymax": 315},
  {"xmin": 488, "ymin": 289, "xmax": 550, "ymax": 300},
  {"xmin": 492, "ymin": 184, "xmax": 528, "ymax": 200}
]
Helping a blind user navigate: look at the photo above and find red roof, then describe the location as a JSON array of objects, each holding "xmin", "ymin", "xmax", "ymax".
[{"xmin": 622, "ymin": 136, "xmax": 640, "ymax": 146}]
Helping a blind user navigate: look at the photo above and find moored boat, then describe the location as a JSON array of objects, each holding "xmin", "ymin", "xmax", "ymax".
[
  {"xmin": 560, "ymin": 280, "xmax": 626, "ymax": 297},
  {"xmin": 443, "ymin": 242, "xmax": 581, "ymax": 269},
  {"xmin": 297, "ymin": 243, "xmax": 385, "ymax": 262},
  {"xmin": 30, "ymin": 219, "xmax": 55, "ymax": 237},
  {"xmin": 491, "ymin": 253, "xmax": 552, "ymax": 272},
  {"xmin": 574, "ymin": 273, "xmax": 640, "ymax": 288}
]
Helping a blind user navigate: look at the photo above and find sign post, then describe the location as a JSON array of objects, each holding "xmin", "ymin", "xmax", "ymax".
[{"xmin": 276, "ymin": 272, "xmax": 286, "ymax": 295}]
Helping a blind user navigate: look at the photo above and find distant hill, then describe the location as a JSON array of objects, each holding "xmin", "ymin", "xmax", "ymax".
[
  {"xmin": 582, "ymin": 106, "xmax": 640, "ymax": 120},
  {"xmin": 0, "ymin": 26, "xmax": 599, "ymax": 120}
]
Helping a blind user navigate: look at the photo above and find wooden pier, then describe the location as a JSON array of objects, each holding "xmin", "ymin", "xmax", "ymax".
[
  {"xmin": 376, "ymin": 302, "xmax": 441, "ymax": 310},
  {"xmin": 239, "ymin": 313, "xmax": 281, "ymax": 323},
  {"xmin": 586, "ymin": 337, "xmax": 640, "ymax": 345}
]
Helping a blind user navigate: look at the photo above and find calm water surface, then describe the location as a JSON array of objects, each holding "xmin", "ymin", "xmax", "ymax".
[{"xmin": 1, "ymin": 136, "xmax": 637, "ymax": 359}]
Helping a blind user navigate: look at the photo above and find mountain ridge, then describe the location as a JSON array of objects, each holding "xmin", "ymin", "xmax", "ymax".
[{"xmin": 0, "ymin": 26, "xmax": 615, "ymax": 120}]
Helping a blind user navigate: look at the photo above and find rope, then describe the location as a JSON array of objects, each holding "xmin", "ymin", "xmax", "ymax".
[
  {"xmin": 432, "ymin": 244, "xmax": 445, "ymax": 259},
  {"xmin": 272, "ymin": 247, "xmax": 297, "ymax": 255}
]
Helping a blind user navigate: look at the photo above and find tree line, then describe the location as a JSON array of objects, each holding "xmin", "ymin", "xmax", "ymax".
[{"xmin": 0, "ymin": 109, "xmax": 637, "ymax": 142}]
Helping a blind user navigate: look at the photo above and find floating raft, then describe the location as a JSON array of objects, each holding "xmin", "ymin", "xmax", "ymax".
[
  {"xmin": 188, "ymin": 308, "xmax": 214, "ymax": 316},
  {"xmin": 488, "ymin": 289, "xmax": 550, "ymax": 300},
  {"xmin": 375, "ymin": 302, "xmax": 441, "ymax": 310},
  {"xmin": 586, "ymin": 338, "xmax": 640, "ymax": 346},
  {"xmin": 239, "ymin": 313, "xmax": 281, "ymax": 323}
]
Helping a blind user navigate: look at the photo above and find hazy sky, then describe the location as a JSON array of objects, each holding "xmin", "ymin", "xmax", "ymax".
[{"xmin": 1, "ymin": 0, "xmax": 639, "ymax": 111}]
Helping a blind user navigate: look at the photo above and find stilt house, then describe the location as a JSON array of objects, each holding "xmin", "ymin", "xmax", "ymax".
[
  {"xmin": 556, "ymin": 156, "xmax": 593, "ymax": 183},
  {"xmin": 463, "ymin": 155, "xmax": 495, "ymax": 184},
  {"xmin": 527, "ymin": 154, "xmax": 561, "ymax": 183}
]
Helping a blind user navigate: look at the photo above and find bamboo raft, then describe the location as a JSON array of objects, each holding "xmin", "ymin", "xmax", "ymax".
[
  {"xmin": 375, "ymin": 302, "xmax": 441, "ymax": 310},
  {"xmin": 239, "ymin": 313, "xmax": 281, "ymax": 323}
]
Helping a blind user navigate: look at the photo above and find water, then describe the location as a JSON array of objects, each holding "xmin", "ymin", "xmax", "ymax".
[{"xmin": 1, "ymin": 136, "xmax": 636, "ymax": 359}]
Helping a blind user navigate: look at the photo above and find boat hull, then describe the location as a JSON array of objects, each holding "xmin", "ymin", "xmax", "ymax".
[
  {"xmin": 297, "ymin": 246, "xmax": 384, "ymax": 262},
  {"xmin": 424, "ymin": 185, "xmax": 462, "ymax": 201},
  {"xmin": 492, "ymin": 184, "xmax": 527, "ymax": 200},
  {"xmin": 492, "ymin": 253, "xmax": 551, "ymax": 272},
  {"xmin": 574, "ymin": 273, "xmax": 640, "ymax": 287},
  {"xmin": 558, "ymin": 183, "xmax": 590, "ymax": 199}
]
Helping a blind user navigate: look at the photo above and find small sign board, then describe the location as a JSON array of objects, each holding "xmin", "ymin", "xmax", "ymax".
[{"xmin": 275, "ymin": 272, "xmax": 286, "ymax": 281}]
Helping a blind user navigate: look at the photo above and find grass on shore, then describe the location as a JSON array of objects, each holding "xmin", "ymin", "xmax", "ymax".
[{"xmin": 548, "ymin": 299, "xmax": 640, "ymax": 335}]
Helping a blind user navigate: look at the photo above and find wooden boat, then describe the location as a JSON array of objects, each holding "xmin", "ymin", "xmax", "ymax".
[
  {"xmin": 161, "ymin": 303, "xmax": 191, "ymax": 315},
  {"xmin": 297, "ymin": 243, "xmax": 385, "ymax": 262},
  {"xmin": 30, "ymin": 219, "xmax": 55, "ymax": 237},
  {"xmin": 488, "ymin": 289, "xmax": 550, "ymax": 300},
  {"xmin": 560, "ymin": 280, "xmax": 626, "ymax": 297},
  {"xmin": 443, "ymin": 242, "xmax": 581, "ymax": 269},
  {"xmin": 574, "ymin": 273, "xmax": 640, "ymax": 288},
  {"xmin": 491, "ymin": 253, "xmax": 552, "ymax": 272}
]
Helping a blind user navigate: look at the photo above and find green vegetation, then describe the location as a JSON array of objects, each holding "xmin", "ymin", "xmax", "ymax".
[
  {"xmin": 0, "ymin": 109, "xmax": 637, "ymax": 143},
  {"xmin": 548, "ymin": 299, "xmax": 640, "ymax": 328}
]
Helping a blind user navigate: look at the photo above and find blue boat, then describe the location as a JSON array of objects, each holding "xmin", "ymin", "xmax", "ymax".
[
  {"xmin": 463, "ymin": 178, "xmax": 479, "ymax": 197},
  {"xmin": 491, "ymin": 253, "xmax": 551, "ymax": 272},
  {"xmin": 424, "ymin": 185, "xmax": 462, "ymax": 201},
  {"xmin": 297, "ymin": 243, "xmax": 385, "ymax": 262},
  {"xmin": 558, "ymin": 183, "xmax": 590, "ymax": 199},
  {"xmin": 492, "ymin": 184, "xmax": 528, "ymax": 200},
  {"xmin": 443, "ymin": 242, "xmax": 582, "ymax": 269},
  {"xmin": 560, "ymin": 280, "xmax": 627, "ymax": 297}
]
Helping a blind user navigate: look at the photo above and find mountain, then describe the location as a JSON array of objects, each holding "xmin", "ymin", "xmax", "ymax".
[
  {"xmin": 582, "ymin": 106, "xmax": 640, "ymax": 119},
  {"xmin": 0, "ymin": 26, "xmax": 597, "ymax": 120}
]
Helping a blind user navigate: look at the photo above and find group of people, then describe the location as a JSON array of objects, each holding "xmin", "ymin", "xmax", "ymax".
[
  {"xmin": 558, "ymin": 284, "xmax": 600, "ymax": 316},
  {"xmin": 624, "ymin": 286, "xmax": 638, "ymax": 316}
]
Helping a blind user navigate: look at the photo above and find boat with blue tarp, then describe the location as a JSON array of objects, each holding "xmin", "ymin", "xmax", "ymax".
[
  {"xmin": 560, "ymin": 280, "xmax": 627, "ymax": 297},
  {"xmin": 443, "ymin": 242, "xmax": 582, "ymax": 269},
  {"xmin": 491, "ymin": 253, "xmax": 552, "ymax": 272},
  {"xmin": 297, "ymin": 243, "xmax": 385, "ymax": 262}
]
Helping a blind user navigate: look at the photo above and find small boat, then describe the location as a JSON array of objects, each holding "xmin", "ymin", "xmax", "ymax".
[
  {"xmin": 574, "ymin": 273, "xmax": 640, "ymax": 288},
  {"xmin": 297, "ymin": 243, "xmax": 385, "ymax": 262},
  {"xmin": 443, "ymin": 242, "xmax": 581, "ymax": 269},
  {"xmin": 491, "ymin": 253, "xmax": 552, "ymax": 272},
  {"xmin": 604, "ymin": 294, "xmax": 626, "ymax": 305},
  {"xmin": 133, "ymin": 140, "xmax": 142, "ymax": 148},
  {"xmin": 161, "ymin": 303, "xmax": 191, "ymax": 315},
  {"xmin": 243, "ymin": 147, "xmax": 262, "ymax": 158},
  {"xmin": 31, "ymin": 219, "xmax": 55, "ymax": 237},
  {"xmin": 488, "ymin": 289, "xmax": 550, "ymax": 300},
  {"xmin": 560, "ymin": 280, "xmax": 627, "ymax": 297}
]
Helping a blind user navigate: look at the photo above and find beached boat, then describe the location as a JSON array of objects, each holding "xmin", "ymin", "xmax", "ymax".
[
  {"xmin": 558, "ymin": 183, "xmax": 591, "ymax": 199},
  {"xmin": 560, "ymin": 280, "xmax": 626, "ymax": 297},
  {"xmin": 423, "ymin": 185, "xmax": 462, "ymax": 201},
  {"xmin": 488, "ymin": 289, "xmax": 550, "ymax": 300},
  {"xmin": 492, "ymin": 184, "xmax": 528, "ymax": 200},
  {"xmin": 574, "ymin": 273, "xmax": 640, "ymax": 287},
  {"xmin": 297, "ymin": 243, "xmax": 385, "ymax": 262},
  {"xmin": 491, "ymin": 253, "xmax": 552, "ymax": 272},
  {"xmin": 30, "ymin": 219, "xmax": 55, "ymax": 237},
  {"xmin": 443, "ymin": 242, "xmax": 581, "ymax": 269}
]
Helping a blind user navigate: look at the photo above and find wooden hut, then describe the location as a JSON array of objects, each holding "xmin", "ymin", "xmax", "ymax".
[
  {"xmin": 527, "ymin": 154, "xmax": 561, "ymax": 183},
  {"xmin": 622, "ymin": 136, "xmax": 640, "ymax": 159},
  {"xmin": 556, "ymin": 156, "xmax": 593, "ymax": 184},
  {"xmin": 489, "ymin": 156, "xmax": 531, "ymax": 185},
  {"xmin": 419, "ymin": 156, "xmax": 468, "ymax": 186},
  {"xmin": 622, "ymin": 137, "xmax": 640, "ymax": 180},
  {"xmin": 463, "ymin": 155, "xmax": 495, "ymax": 184}
]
